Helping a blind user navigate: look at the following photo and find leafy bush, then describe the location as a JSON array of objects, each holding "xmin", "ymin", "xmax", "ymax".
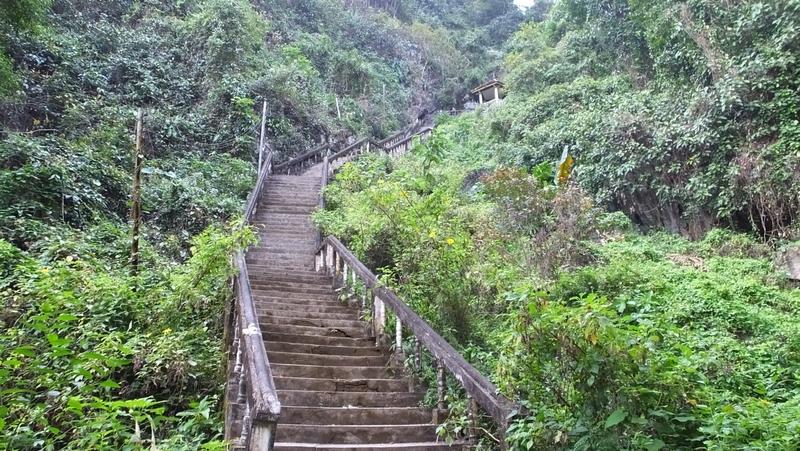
[
  {"xmin": 494, "ymin": 0, "xmax": 800, "ymax": 238},
  {"xmin": 0, "ymin": 223, "xmax": 253, "ymax": 449}
]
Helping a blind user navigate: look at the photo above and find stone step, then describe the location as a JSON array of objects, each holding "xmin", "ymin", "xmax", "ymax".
[
  {"xmin": 252, "ymin": 284, "xmax": 338, "ymax": 302},
  {"xmin": 259, "ymin": 308, "xmax": 359, "ymax": 321},
  {"xmin": 256, "ymin": 227, "xmax": 317, "ymax": 234},
  {"xmin": 248, "ymin": 250, "xmax": 315, "ymax": 258},
  {"xmin": 261, "ymin": 207, "xmax": 319, "ymax": 215},
  {"xmin": 247, "ymin": 263, "xmax": 315, "ymax": 271},
  {"xmin": 248, "ymin": 255, "xmax": 317, "ymax": 263},
  {"xmin": 255, "ymin": 221, "xmax": 315, "ymax": 227},
  {"xmin": 255, "ymin": 301, "xmax": 347, "ymax": 314},
  {"xmin": 247, "ymin": 266, "xmax": 323, "ymax": 275},
  {"xmin": 247, "ymin": 260, "xmax": 315, "ymax": 270},
  {"xmin": 247, "ymin": 267, "xmax": 327, "ymax": 278},
  {"xmin": 256, "ymin": 301, "xmax": 354, "ymax": 316},
  {"xmin": 257, "ymin": 224, "xmax": 316, "ymax": 230},
  {"xmin": 274, "ymin": 442, "xmax": 460, "ymax": 451},
  {"xmin": 255, "ymin": 223, "xmax": 316, "ymax": 230},
  {"xmin": 256, "ymin": 220, "xmax": 315, "ymax": 225},
  {"xmin": 277, "ymin": 390, "xmax": 423, "ymax": 408},
  {"xmin": 268, "ymin": 175, "xmax": 320, "ymax": 182},
  {"xmin": 280, "ymin": 406, "xmax": 432, "ymax": 426},
  {"xmin": 251, "ymin": 285, "xmax": 334, "ymax": 298},
  {"xmin": 264, "ymin": 332, "xmax": 374, "ymax": 347},
  {"xmin": 253, "ymin": 247, "xmax": 317, "ymax": 256},
  {"xmin": 263, "ymin": 190, "xmax": 319, "ymax": 196},
  {"xmin": 262, "ymin": 192, "xmax": 319, "ymax": 199},
  {"xmin": 252, "ymin": 275, "xmax": 328, "ymax": 284},
  {"xmin": 259, "ymin": 314, "xmax": 364, "ymax": 330},
  {"xmin": 260, "ymin": 200, "xmax": 319, "ymax": 208},
  {"xmin": 275, "ymin": 424, "xmax": 438, "ymax": 444},
  {"xmin": 253, "ymin": 295, "xmax": 342, "ymax": 306},
  {"xmin": 265, "ymin": 180, "xmax": 320, "ymax": 186},
  {"xmin": 251, "ymin": 242, "xmax": 318, "ymax": 250},
  {"xmin": 250, "ymin": 276, "xmax": 329, "ymax": 286},
  {"xmin": 267, "ymin": 351, "xmax": 386, "ymax": 367},
  {"xmin": 257, "ymin": 212, "xmax": 315, "ymax": 219},
  {"xmin": 256, "ymin": 223, "xmax": 315, "ymax": 229},
  {"xmin": 267, "ymin": 179, "xmax": 320, "ymax": 185},
  {"xmin": 261, "ymin": 322, "xmax": 368, "ymax": 339},
  {"xmin": 261, "ymin": 195, "xmax": 319, "ymax": 202},
  {"xmin": 256, "ymin": 237, "xmax": 316, "ymax": 244},
  {"xmin": 264, "ymin": 186, "xmax": 320, "ymax": 192},
  {"xmin": 271, "ymin": 363, "xmax": 391, "ymax": 379},
  {"xmin": 253, "ymin": 293, "xmax": 340, "ymax": 304},
  {"xmin": 266, "ymin": 340, "xmax": 382, "ymax": 357},
  {"xmin": 273, "ymin": 376, "xmax": 407, "ymax": 392},
  {"xmin": 255, "ymin": 228, "xmax": 317, "ymax": 234},
  {"xmin": 256, "ymin": 217, "xmax": 315, "ymax": 224},
  {"xmin": 248, "ymin": 258, "xmax": 317, "ymax": 267}
]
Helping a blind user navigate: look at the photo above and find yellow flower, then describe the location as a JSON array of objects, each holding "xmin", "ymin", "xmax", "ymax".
[
  {"xmin": 163, "ymin": 328, "xmax": 173, "ymax": 335},
  {"xmin": 428, "ymin": 230, "xmax": 437, "ymax": 238},
  {"xmin": 446, "ymin": 238, "xmax": 455, "ymax": 246}
]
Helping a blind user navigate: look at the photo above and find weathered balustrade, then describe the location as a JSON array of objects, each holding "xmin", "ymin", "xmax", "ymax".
[
  {"xmin": 224, "ymin": 147, "xmax": 281, "ymax": 450},
  {"xmin": 314, "ymin": 237, "xmax": 519, "ymax": 446},
  {"xmin": 272, "ymin": 143, "xmax": 329, "ymax": 175},
  {"xmin": 382, "ymin": 126, "xmax": 433, "ymax": 157},
  {"xmin": 326, "ymin": 138, "xmax": 385, "ymax": 172}
]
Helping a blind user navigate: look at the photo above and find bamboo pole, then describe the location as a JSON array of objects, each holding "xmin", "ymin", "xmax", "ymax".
[{"xmin": 130, "ymin": 109, "xmax": 144, "ymax": 281}]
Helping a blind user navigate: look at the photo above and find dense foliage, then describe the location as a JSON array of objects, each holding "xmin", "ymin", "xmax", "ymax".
[
  {"xmin": 316, "ymin": 119, "xmax": 800, "ymax": 449},
  {"xmin": 489, "ymin": 0, "xmax": 800, "ymax": 238},
  {"xmin": 0, "ymin": 223, "xmax": 253, "ymax": 448}
]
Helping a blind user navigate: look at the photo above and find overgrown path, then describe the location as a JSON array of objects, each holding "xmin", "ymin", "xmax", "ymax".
[{"xmin": 225, "ymin": 126, "xmax": 516, "ymax": 450}]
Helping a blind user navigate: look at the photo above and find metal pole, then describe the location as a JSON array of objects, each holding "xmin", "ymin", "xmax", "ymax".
[{"xmin": 258, "ymin": 100, "xmax": 267, "ymax": 172}]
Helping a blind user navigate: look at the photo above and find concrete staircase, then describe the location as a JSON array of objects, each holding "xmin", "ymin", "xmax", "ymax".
[{"xmin": 247, "ymin": 175, "xmax": 454, "ymax": 450}]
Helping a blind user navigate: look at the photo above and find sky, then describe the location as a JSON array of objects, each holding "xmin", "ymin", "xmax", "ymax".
[{"xmin": 514, "ymin": 0, "xmax": 536, "ymax": 8}]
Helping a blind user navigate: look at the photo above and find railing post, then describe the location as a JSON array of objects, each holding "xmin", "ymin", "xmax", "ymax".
[
  {"xmin": 467, "ymin": 394, "xmax": 477, "ymax": 445},
  {"xmin": 361, "ymin": 288, "xmax": 368, "ymax": 317},
  {"xmin": 437, "ymin": 362, "xmax": 446, "ymax": 411},
  {"xmin": 225, "ymin": 311, "xmax": 243, "ymax": 442},
  {"xmin": 410, "ymin": 337, "xmax": 421, "ymax": 393},
  {"xmin": 434, "ymin": 360, "xmax": 446, "ymax": 423},
  {"xmin": 250, "ymin": 420, "xmax": 277, "ymax": 451},
  {"xmin": 395, "ymin": 316, "xmax": 402, "ymax": 351},
  {"xmin": 414, "ymin": 338, "xmax": 421, "ymax": 372},
  {"xmin": 241, "ymin": 398, "xmax": 251, "ymax": 446},
  {"xmin": 326, "ymin": 244, "xmax": 334, "ymax": 275},
  {"xmin": 373, "ymin": 294, "xmax": 385, "ymax": 346}
]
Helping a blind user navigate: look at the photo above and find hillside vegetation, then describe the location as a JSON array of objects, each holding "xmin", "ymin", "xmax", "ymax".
[
  {"xmin": 315, "ymin": 0, "xmax": 800, "ymax": 449},
  {"xmin": 0, "ymin": 0, "xmax": 517, "ymax": 448}
]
